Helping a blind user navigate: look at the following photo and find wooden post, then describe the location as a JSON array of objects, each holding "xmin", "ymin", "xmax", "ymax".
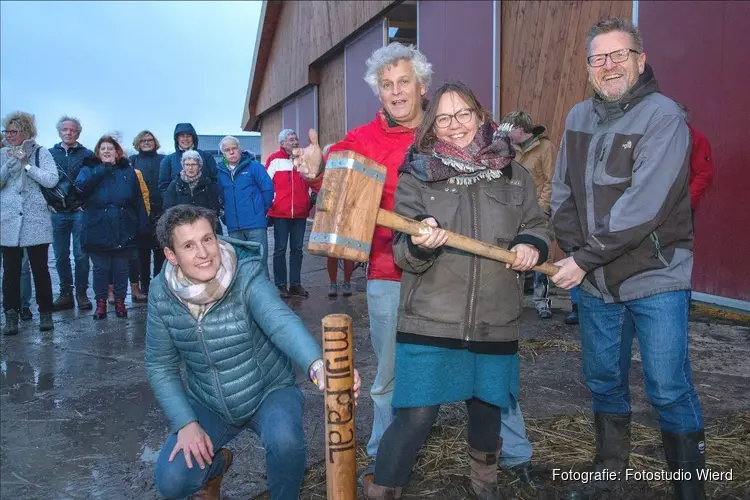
[{"xmin": 322, "ymin": 314, "xmax": 356, "ymax": 500}]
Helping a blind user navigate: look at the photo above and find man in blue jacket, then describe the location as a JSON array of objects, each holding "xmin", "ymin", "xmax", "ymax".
[
  {"xmin": 48, "ymin": 116, "xmax": 95, "ymax": 311},
  {"xmin": 146, "ymin": 204, "xmax": 360, "ymax": 500},
  {"xmin": 158, "ymin": 123, "xmax": 217, "ymax": 192},
  {"xmin": 216, "ymin": 136, "xmax": 274, "ymax": 276}
]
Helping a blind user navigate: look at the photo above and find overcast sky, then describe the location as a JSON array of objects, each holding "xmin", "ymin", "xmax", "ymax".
[{"xmin": 0, "ymin": 1, "xmax": 262, "ymax": 153}]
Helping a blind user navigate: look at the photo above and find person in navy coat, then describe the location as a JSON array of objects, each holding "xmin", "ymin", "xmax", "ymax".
[{"xmin": 75, "ymin": 135, "xmax": 148, "ymax": 320}]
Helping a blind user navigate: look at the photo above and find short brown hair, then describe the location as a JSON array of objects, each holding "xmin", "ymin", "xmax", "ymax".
[
  {"xmin": 586, "ymin": 18, "xmax": 643, "ymax": 55},
  {"xmin": 94, "ymin": 135, "xmax": 126, "ymax": 161},
  {"xmin": 133, "ymin": 130, "xmax": 161, "ymax": 151},
  {"xmin": 156, "ymin": 204, "xmax": 217, "ymax": 250},
  {"xmin": 501, "ymin": 110, "xmax": 533, "ymax": 134},
  {"xmin": 414, "ymin": 81, "xmax": 491, "ymax": 153}
]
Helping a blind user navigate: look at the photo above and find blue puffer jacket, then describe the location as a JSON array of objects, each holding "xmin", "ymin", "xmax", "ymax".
[
  {"xmin": 217, "ymin": 151, "xmax": 274, "ymax": 232},
  {"xmin": 145, "ymin": 238, "xmax": 322, "ymax": 431},
  {"xmin": 74, "ymin": 157, "xmax": 149, "ymax": 253},
  {"xmin": 158, "ymin": 123, "xmax": 217, "ymax": 192}
]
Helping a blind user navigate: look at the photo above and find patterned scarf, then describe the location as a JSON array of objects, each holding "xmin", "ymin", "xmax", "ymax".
[
  {"xmin": 180, "ymin": 168, "xmax": 202, "ymax": 192},
  {"xmin": 164, "ymin": 239, "xmax": 237, "ymax": 320},
  {"xmin": 400, "ymin": 122, "xmax": 515, "ymax": 186}
]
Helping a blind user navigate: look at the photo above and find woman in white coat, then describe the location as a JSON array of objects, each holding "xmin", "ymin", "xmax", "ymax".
[{"xmin": 1, "ymin": 111, "xmax": 59, "ymax": 334}]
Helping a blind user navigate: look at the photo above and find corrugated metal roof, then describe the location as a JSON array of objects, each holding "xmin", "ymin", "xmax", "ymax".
[{"xmin": 197, "ymin": 134, "xmax": 261, "ymax": 154}]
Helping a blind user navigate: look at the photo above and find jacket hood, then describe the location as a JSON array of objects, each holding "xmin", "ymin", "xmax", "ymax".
[
  {"xmin": 221, "ymin": 236, "xmax": 262, "ymax": 263},
  {"xmin": 173, "ymin": 123, "xmax": 198, "ymax": 151},
  {"xmin": 220, "ymin": 150, "xmax": 254, "ymax": 171},
  {"xmin": 593, "ymin": 64, "xmax": 660, "ymax": 124},
  {"xmin": 517, "ymin": 125, "xmax": 548, "ymax": 153}
]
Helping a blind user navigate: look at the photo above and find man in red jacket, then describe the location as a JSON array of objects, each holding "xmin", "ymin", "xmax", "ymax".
[
  {"xmin": 265, "ymin": 129, "xmax": 313, "ymax": 298},
  {"xmin": 294, "ymin": 42, "xmax": 431, "ymax": 486},
  {"xmin": 677, "ymin": 103, "xmax": 715, "ymax": 210}
]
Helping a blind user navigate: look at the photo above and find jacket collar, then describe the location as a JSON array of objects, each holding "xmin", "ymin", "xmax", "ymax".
[{"xmin": 592, "ymin": 64, "xmax": 660, "ymax": 124}]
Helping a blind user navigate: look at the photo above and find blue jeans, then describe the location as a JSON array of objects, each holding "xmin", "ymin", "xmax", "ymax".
[
  {"xmin": 578, "ymin": 289, "xmax": 703, "ymax": 433},
  {"xmin": 90, "ymin": 250, "xmax": 132, "ymax": 300},
  {"xmin": 570, "ymin": 286, "xmax": 579, "ymax": 305},
  {"xmin": 51, "ymin": 211, "xmax": 89, "ymax": 291},
  {"xmin": 20, "ymin": 250, "xmax": 31, "ymax": 309},
  {"xmin": 272, "ymin": 218, "xmax": 306, "ymax": 287},
  {"xmin": 229, "ymin": 228, "xmax": 268, "ymax": 277},
  {"xmin": 499, "ymin": 394, "xmax": 532, "ymax": 467},
  {"xmin": 154, "ymin": 386, "xmax": 306, "ymax": 500},
  {"xmin": 366, "ymin": 280, "xmax": 401, "ymax": 458}
]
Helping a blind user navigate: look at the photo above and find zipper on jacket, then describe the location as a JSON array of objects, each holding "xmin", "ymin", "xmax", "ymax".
[
  {"xmin": 291, "ymin": 170, "xmax": 295, "ymax": 218},
  {"xmin": 591, "ymin": 234, "xmax": 606, "ymax": 251},
  {"xmin": 195, "ymin": 319, "xmax": 234, "ymax": 422},
  {"xmin": 649, "ymin": 232, "xmax": 669, "ymax": 266},
  {"xmin": 465, "ymin": 191, "xmax": 480, "ymax": 342}
]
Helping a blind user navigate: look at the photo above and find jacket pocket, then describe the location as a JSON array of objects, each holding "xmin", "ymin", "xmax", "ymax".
[
  {"xmin": 421, "ymin": 187, "xmax": 459, "ymax": 228},
  {"xmin": 483, "ymin": 187, "xmax": 523, "ymax": 241}
]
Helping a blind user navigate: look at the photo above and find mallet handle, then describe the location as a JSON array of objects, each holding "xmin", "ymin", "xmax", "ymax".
[
  {"xmin": 376, "ymin": 210, "xmax": 560, "ymax": 276},
  {"xmin": 322, "ymin": 314, "xmax": 357, "ymax": 500}
]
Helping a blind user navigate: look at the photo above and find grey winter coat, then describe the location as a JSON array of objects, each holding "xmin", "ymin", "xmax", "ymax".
[
  {"xmin": 0, "ymin": 143, "xmax": 59, "ymax": 247},
  {"xmin": 551, "ymin": 65, "xmax": 693, "ymax": 303}
]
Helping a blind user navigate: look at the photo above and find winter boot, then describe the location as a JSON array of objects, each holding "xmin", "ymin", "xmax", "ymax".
[
  {"xmin": 3, "ymin": 310, "xmax": 19, "ymax": 335},
  {"xmin": 190, "ymin": 448, "xmax": 233, "ymax": 500},
  {"xmin": 93, "ymin": 298, "xmax": 107, "ymax": 320},
  {"xmin": 52, "ymin": 289, "xmax": 75, "ymax": 311},
  {"xmin": 107, "ymin": 285, "xmax": 115, "ymax": 304},
  {"xmin": 468, "ymin": 446, "xmax": 504, "ymax": 499},
  {"xmin": 565, "ymin": 304, "xmax": 579, "ymax": 325},
  {"xmin": 328, "ymin": 283, "xmax": 338, "ymax": 297},
  {"xmin": 114, "ymin": 296, "xmax": 127, "ymax": 318},
  {"xmin": 130, "ymin": 283, "xmax": 148, "ymax": 303},
  {"xmin": 20, "ymin": 307, "xmax": 33, "ymax": 321},
  {"xmin": 342, "ymin": 282, "xmax": 353, "ymax": 297},
  {"xmin": 662, "ymin": 429, "xmax": 707, "ymax": 500},
  {"xmin": 563, "ymin": 412, "xmax": 631, "ymax": 500},
  {"xmin": 76, "ymin": 288, "xmax": 92, "ymax": 310},
  {"xmin": 362, "ymin": 477, "xmax": 402, "ymax": 499},
  {"xmin": 39, "ymin": 312, "xmax": 54, "ymax": 332}
]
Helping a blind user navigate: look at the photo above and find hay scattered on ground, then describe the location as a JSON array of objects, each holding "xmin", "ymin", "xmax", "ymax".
[
  {"xmin": 518, "ymin": 337, "xmax": 580, "ymax": 361},
  {"xmin": 292, "ymin": 408, "xmax": 750, "ymax": 499},
  {"xmin": 691, "ymin": 304, "xmax": 750, "ymax": 325}
]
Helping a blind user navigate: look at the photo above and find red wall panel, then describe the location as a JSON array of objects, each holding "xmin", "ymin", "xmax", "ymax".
[
  {"xmin": 418, "ymin": 0, "xmax": 494, "ymax": 112},
  {"xmin": 345, "ymin": 21, "xmax": 386, "ymax": 130},
  {"xmin": 640, "ymin": 1, "xmax": 750, "ymax": 300}
]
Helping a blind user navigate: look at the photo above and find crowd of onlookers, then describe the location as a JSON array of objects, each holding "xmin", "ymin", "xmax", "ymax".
[{"xmin": 0, "ymin": 114, "xmax": 324, "ymax": 335}]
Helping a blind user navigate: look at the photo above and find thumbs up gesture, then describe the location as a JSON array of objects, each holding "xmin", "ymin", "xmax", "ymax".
[{"xmin": 292, "ymin": 129, "xmax": 323, "ymax": 180}]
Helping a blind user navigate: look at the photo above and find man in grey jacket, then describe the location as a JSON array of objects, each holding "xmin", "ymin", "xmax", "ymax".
[
  {"xmin": 146, "ymin": 205, "xmax": 360, "ymax": 500},
  {"xmin": 551, "ymin": 18, "xmax": 705, "ymax": 500}
]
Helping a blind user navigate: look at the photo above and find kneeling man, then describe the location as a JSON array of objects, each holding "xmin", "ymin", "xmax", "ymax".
[{"xmin": 146, "ymin": 204, "xmax": 360, "ymax": 499}]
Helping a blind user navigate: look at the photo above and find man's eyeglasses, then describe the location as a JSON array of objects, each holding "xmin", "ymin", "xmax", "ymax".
[
  {"xmin": 435, "ymin": 108, "xmax": 475, "ymax": 129},
  {"xmin": 587, "ymin": 48, "xmax": 640, "ymax": 68}
]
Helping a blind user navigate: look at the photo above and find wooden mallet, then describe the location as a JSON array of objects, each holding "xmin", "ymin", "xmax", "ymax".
[
  {"xmin": 308, "ymin": 151, "xmax": 560, "ymax": 275},
  {"xmin": 322, "ymin": 314, "xmax": 357, "ymax": 500}
]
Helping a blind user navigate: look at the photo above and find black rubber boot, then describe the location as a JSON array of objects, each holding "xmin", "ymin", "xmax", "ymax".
[
  {"xmin": 563, "ymin": 412, "xmax": 631, "ymax": 500},
  {"xmin": 565, "ymin": 304, "xmax": 579, "ymax": 325},
  {"xmin": 662, "ymin": 429, "xmax": 707, "ymax": 500},
  {"xmin": 3, "ymin": 310, "xmax": 19, "ymax": 335}
]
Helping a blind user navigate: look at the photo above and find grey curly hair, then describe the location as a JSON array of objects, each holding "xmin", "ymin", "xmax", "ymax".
[
  {"xmin": 363, "ymin": 43, "xmax": 432, "ymax": 96},
  {"xmin": 181, "ymin": 150, "xmax": 203, "ymax": 168}
]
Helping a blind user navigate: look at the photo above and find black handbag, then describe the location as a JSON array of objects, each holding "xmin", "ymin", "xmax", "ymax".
[{"xmin": 39, "ymin": 149, "xmax": 77, "ymax": 209}]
